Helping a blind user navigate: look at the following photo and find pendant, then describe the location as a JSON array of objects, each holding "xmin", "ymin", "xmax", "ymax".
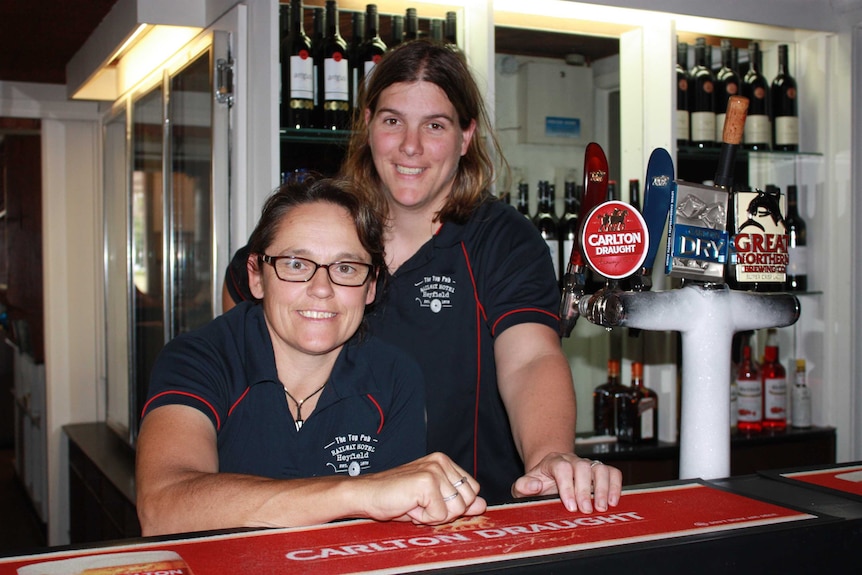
[{"xmin": 295, "ymin": 419, "xmax": 303, "ymax": 431}]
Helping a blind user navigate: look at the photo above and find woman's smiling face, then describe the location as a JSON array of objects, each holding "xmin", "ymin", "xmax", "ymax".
[
  {"xmin": 366, "ymin": 80, "xmax": 475, "ymax": 216},
  {"xmin": 249, "ymin": 201, "xmax": 376, "ymax": 361}
]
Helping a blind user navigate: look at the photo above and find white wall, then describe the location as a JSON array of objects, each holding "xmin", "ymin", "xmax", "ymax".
[{"xmin": 0, "ymin": 81, "xmax": 103, "ymax": 546}]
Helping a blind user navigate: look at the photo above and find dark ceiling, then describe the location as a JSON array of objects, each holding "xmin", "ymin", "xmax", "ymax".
[
  {"xmin": 0, "ymin": 1, "xmax": 618, "ymax": 86},
  {"xmin": 0, "ymin": 0, "xmax": 119, "ymax": 85}
]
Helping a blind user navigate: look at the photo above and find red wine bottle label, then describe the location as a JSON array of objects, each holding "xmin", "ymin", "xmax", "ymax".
[
  {"xmin": 691, "ymin": 111, "xmax": 716, "ymax": 142},
  {"xmin": 774, "ymin": 116, "xmax": 799, "ymax": 147},
  {"xmin": 290, "ymin": 55, "xmax": 314, "ymax": 100},
  {"xmin": 676, "ymin": 110, "xmax": 689, "ymax": 141},
  {"xmin": 744, "ymin": 114, "xmax": 771, "ymax": 146},
  {"xmin": 324, "ymin": 56, "xmax": 349, "ymax": 102}
]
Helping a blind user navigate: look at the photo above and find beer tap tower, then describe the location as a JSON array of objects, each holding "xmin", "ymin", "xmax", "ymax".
[{"xmin": 560, "ymin": 97, "xmax": 800, "ymax": 480}]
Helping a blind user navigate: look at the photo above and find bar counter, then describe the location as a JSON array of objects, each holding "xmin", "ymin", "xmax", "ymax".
[{"xmin": 3, "ymin": 459, "xmax": 861, "ymax": 574}]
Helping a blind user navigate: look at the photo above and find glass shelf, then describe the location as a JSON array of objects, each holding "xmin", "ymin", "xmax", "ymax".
[{"xmin": 279, "ymin": 128, "xmax": 352, "ymax": 145}]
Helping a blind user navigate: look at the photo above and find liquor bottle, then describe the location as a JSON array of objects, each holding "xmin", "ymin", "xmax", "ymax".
[
  {"xmin": 533, "ymin": 181, "xmax": 560, "ymax": 282},
  {"xmin": 761, "ymin": 328, "xmax": 787, "ymax": 430},
  {"xmin": 690, "ymin": 38, "xmax": 717, "ymax": 148},
  {"xmin": 516, "ymin": 181, "xmax": 530, "ymax": 219},
  {"xmin": 714, "ymin": 39, "xmax": 741, "ymax": 144},
  {"xmin": 319, "ymin": 0, "xmax": 350, "ymax": 130},
  {"xmin": 736, "ymin": 337, "xmax": 762, "ymax": 433},
  {"xmin": 404, "ymin": 8, "xmax": 419, "ymax": 41},
  {"xmin": 281, "ymin": 0, "xmax": 314, "ymax": 130},
  {"xmin": 676, "ymin": 38, "xmax": 691, "ymax": 148},
  {"xmin": 444, "ymin": 11, "xmax": 457, "ymax": 47},
  {"xmin": 559, "ymin": 181, "xmax": 581, "ymax": 283},
  {"xmin": 617, "ymin": 361, "xmax": 658, "ymax": 444},
  {"xmin": 772, "ymin": 44, "xmax": 799, "ymax": 151},
  {"xmin": 390, "ymin": 15, "xmax": 404, "ymax": 48},
  {"xmin": 310, "ymin": 7, "xmax": 326, "ymax": 128},
  {"xmin": 360, "ymin": 4, "xmax": 387, "ymax": 84},
  {"xmin": 348, "ymin": 10, "xmax": 365, "ymax": 110},
  {"xmin": 742, "ymin": 42, "xmax": 771, "ymax": 150},
  {"xmin": 628, "ymin": 179, "xmax": 641, "ymax": 212},
  {"xmin": 784, "ymin": 184, "xmax": 808, "ymax": 291},
  {"xmin": 593, "ymin": 359, "xmax": 626, "ymax": 436},
  {"xmin": 791, "ymin": 358, "xmax": 812, "ymax": 428}
]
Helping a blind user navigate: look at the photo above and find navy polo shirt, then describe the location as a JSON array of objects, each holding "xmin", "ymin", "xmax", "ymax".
[
  {"xmin": 142, "ymin": 302, "xmax": 426, "ymax": 479},
  {"xmin": 367, "ymin": 198, "xmax": 561, "ymax": 504}
]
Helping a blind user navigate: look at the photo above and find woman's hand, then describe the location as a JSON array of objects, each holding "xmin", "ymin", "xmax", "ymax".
[{"xmin": 354, "ymin": 452, "xmax": 486, "ymax": 525}]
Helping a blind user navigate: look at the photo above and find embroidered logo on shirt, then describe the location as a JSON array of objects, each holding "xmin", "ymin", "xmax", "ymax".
[
  {"xmin": 414, "ymin": 275, "xmax": 456, "ymax": 313},
  {"xmin": 324, "ymin": 433, "xmax": 378, "ymax": 476}
]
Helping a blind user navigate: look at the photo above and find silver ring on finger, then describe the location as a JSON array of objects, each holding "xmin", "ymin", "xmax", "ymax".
[
  {"xmin": 442, "ymin": 492, "xmax": 459, "ymax": 503},
  {"xmin": 590, "ymin": 459, "xmax": 603, "ymax": 469},
  {"xmin": 452, "ymin": 476, "xmax": 468, "ymax": 488}
]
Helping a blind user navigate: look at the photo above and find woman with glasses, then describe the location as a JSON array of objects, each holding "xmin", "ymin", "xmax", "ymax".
[{"xmin": 136, "ymin": 176, "xmax": 484, "ymax": 536}]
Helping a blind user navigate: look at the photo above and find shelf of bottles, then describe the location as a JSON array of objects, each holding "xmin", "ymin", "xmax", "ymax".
[
  {"xmin": 671, "ymin": 32, "xmax": 825, "ymax": 442},
  {"xmin": 278, "ymin": 0, "xmax": 459, "ymax": 136}
]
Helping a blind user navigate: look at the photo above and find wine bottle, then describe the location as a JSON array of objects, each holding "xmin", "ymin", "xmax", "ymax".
[
  {"xmin": 348, "ymin": 10, "xmax": 365, "ymax": 110},
  {"xmin": 676, "ymin": 38, "xmax": 691, "ymax": 148},
  {"xmin": 311, "ymin": 7, "xmax": 326, "ymax": 128},
  {"xmin": 516, "ymin": 181, "xmax": 530, "ymax": 219},
  {"xmin": 772, "ymin": 44, "xmax": 799, "ymax": 152},
  {"xmin": 761, "ymin": 328, "xmax": 787, "ymax": 430},
  {"xmin": 714, "ymin": 39, "xmax": 741, "ymax": 145},
  {"xmin": 390, "ymin": 14, "xmax": 404, "ymax": 48},
  {"xmin": 791, "ymin": 358, "xmax": 812, "ymax": 428},
  {"xmin": 430, "ymin": 18, "xmax": 443, "ymax": 42},
  {"xmin": 444, "ymin": 11, "xmax": 457, "ymax": 47},
  {"xmin": 593, "ymin": 359, "xmax": 625, "ymax": 436},
  {"xmin": 533, "ymin": 181, "xmax": 560, "ymax": 282},
  {"xmin": 359, "ymin": 5, "xmax": 386, "ymax": 89},
  {"xmin": 616, "ymin": 361, "xmax": 658, "ymax": 444},
  {"xmin": 784, "ymin": 184, "xmax": 808, "ymax": 291},
  {"xmin": 404, "ymin": 8, "xmax": 419, "ymax": 41},
  {"xmin": 628, "ymin": 179, "xmax": 641, "ymax": 212},
  {"xmin": 690, "ymin": 38, "xmax": 717, "ymax": 148},
  {"xmin": 281, "ymin": 0, "xmax": 314, "ymax": 130},
  {"xmin": 278, "ymin": 2, "xmax": 291, "ymax": 121},
  {"xmin": 736, "ymin": 338, "xmax": 762, "ymax": 433},
  {"xmin": 559, "ymin": 181, "xmax": 581, "ymax": 284},
  {"xmin": 742, "ymin": 42, "xmax": 771, "ymax": 150},
  {"xmin": 319, "ymin": 0, "xmax": 350, "ymax": 130}
]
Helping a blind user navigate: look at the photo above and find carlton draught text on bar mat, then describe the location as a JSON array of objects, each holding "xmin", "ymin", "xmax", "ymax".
[{"xmin": 1, "ymin": 482, "xmax": 816, "ymax": 575}]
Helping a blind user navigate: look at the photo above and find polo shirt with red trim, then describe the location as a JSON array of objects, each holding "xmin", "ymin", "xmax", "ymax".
[
  {"xmin": 143, "ymin": 302, "xmax": 426, "ymax": 479},
  {"xmin": 367, "ymin": 198, "xmax": 561, "ymax": 504}
]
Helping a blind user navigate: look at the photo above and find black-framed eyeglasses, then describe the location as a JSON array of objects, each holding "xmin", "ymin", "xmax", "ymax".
[{"xmin": 260, "ymin": 255, "xmax": 374, "ymax": 287}]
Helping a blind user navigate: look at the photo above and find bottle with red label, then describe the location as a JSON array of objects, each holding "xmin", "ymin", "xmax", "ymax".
[
  {"xmin": 736, "ymin": 333, "xmax": 762, "ymax": 433},
  {"xmin": 761, "ymin": 328, "xmax": 788, "ymax": 430}
]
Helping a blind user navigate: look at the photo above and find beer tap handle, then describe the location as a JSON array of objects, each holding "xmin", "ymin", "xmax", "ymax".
[{"xmin": 560, "ymin": 142, "xmax": 609, "ymax": 337}]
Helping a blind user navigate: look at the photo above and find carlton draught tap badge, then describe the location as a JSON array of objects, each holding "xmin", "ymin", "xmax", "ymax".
[
  {"xmin": 581, "ymin": 200, "xmax": 648, "ymax": 280},
  {"xmin": 733, "ymin": 188, "xmax": 788, "ymax": 284}
]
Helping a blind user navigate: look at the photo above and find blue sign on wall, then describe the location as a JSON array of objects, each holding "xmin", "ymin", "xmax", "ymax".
[{"xmin": 545, "ymin": 116, "xmax": 581, "ymax": 138}]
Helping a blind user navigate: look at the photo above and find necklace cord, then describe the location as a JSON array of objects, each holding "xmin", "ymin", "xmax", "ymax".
[{"xmin": 283, "ymin": 383, "xmax": 326, "ymax": 430}]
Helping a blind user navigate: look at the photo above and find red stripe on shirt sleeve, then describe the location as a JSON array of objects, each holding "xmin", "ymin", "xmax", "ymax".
[
  {"xmin": 366, "ymin": 393, "xmax": 385, "ymax": 434},
  {"xmin": 141, "ymin": 390, "xmax": 222, "ymax": 430},
  {"xmin": 491, "ymin": 307, "xmax": 560, "ymax": 336}
]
